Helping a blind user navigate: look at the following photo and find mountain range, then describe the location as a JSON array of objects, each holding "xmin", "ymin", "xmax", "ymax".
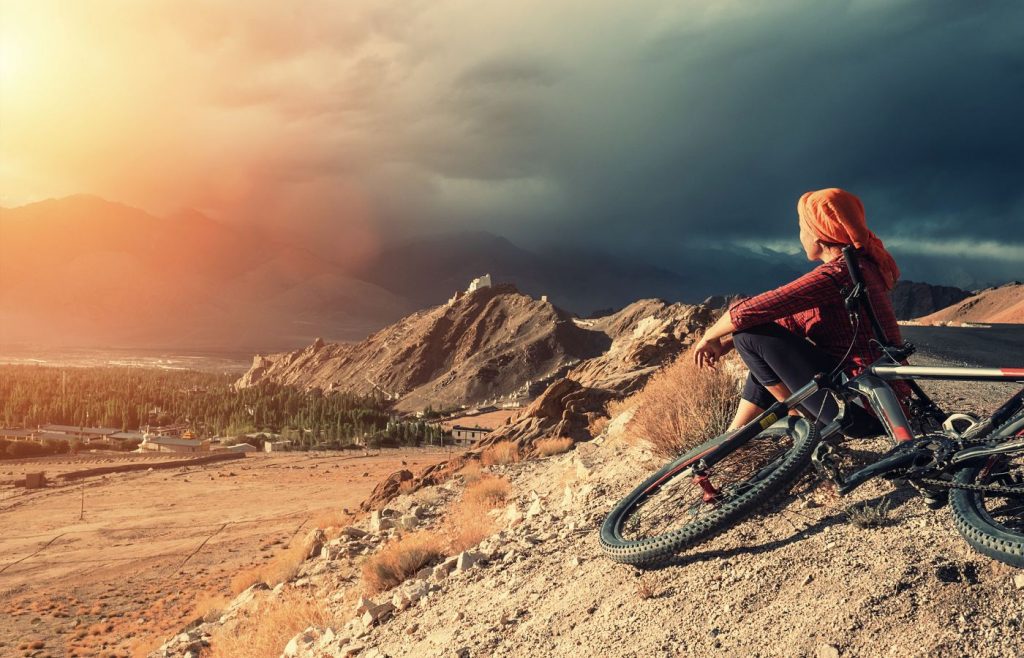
[{"xmin": 0, "ymin": 195, "xmax": 1007, "ymax": 352}]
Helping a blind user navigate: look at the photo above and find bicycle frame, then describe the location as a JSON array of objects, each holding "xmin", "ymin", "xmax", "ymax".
[{"xmin": 806, "ymin": 360, "xmax": 1024, "ymax": 496}]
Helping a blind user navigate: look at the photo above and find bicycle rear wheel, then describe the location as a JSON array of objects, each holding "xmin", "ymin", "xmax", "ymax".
[
  {"xmin": 950, "ymin": 449, "xmax": 1024, "ymax": 568},
  {"xmin": 599, "ymin": 416, "xmax": 818, "ymax": 567}
]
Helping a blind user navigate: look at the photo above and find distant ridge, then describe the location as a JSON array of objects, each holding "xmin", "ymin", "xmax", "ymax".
[
  {"xmin": 0, "ymin": 195, "xmax": 413, "ymax": 350},
  {"xmin": 916, "ymin": 282, "xmax": 1024, "ymax": 325},
  {"xmin": 889, "ymin": 280, "xmax": 972, "ymax": 320}
]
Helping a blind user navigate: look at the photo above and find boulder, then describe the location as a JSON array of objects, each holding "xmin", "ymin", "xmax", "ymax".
[
  {"xmin": 477, "ymin": 378, "xmax": 617, "ymax": 452},
  {"xmin": 304, "ymin": 529, "xmax": 326, "ymax": 561},
  {"xmin": 456, "ymin": 550, "xmax": 486, "ymax": 571},
  {"xmin": 360, "ymin": 470, "xmax": 413, "ymax": 512},
  {"xmin": 369, "ymin": 510, "xmax": 397, "ymax": 532}
]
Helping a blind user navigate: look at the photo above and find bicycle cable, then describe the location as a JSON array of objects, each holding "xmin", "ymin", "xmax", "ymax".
[{"xmin": 828, "ymin": 310, "xmax": 861, "ymax": 381}]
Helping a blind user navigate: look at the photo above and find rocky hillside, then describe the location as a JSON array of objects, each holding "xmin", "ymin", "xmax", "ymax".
[
  {"xmin": 151, "ymin": 369, "xmax": 1024, "ymax": 658},
  {"xmin": 917, "ymin": 282, "xmax": 1024, "ymax": 325},
  {"xmin": 237, "ymin": 284, "xmax": 612, "ymax": 412},
  {"xmin": 237, "ymin": 288, "xmax": 718, "ymax": 412},
  {"xmin": 890, "ymin": 280, "xmax": 972, "ymax": 320}
]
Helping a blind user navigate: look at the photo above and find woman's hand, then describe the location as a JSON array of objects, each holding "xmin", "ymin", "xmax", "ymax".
[{"xmin": 693, "ymin": 334, "xmax": 728, "ymax": 369}]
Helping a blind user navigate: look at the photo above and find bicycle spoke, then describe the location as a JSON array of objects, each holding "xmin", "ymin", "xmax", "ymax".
[{"xmin": 619, "ymin": 433, "xmax": 796, "ymax": 541}]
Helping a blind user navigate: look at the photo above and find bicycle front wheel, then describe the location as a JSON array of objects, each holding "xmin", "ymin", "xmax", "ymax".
[
  {"xmin": 950, "ymin": 449, "xmax": 1024, "ymax": 568},
  {"xmin": 599, "ymin": 416, "xmax": 818, "ymax": 567}
]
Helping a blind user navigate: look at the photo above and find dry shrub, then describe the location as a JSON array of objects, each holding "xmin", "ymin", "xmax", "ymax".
[
  {"xmin": 846, "ymin": 497, "xmax": 893, "ymax": 529},
  {"xmin": 463, "ymin": 475, "xmax": 511, "ymax": 507},
  {"xmin": 229, "ymin": 532, "xmax": 317, "ymax": 595},
  {"xmin": 414, "ymin": 486, "xmax": 442, "ymax": 507},
  {"xmin": 535, "ymin": 437, "xmax": 573, "ymax": 457},
  {"xmin": 192, "ymin": 592, "xmax": 230, "ymax": 624},
  {"xmin": 128, "ymin": 632, "xmax": 166, "ymax": 657},
  {"xmin": 362, "ymin": 531, "xmax": 447, "ymax": 595},
  {"xmin": 636, "ymin": 575, "xmax": 659, "ymax": 600},
  {"xmin": 459, "ymin": 461, "xmax": 483, "ymax": 484},
  {"xmin": 626, "ymin": 351, "xmax": 739, "ymax": 458},
  {"xmin": 229, "ymin": 569, "xmax": 262, "ymax": 596},
  {"xmin": 205, "ymin": 590, "xmax": 329, "ymax": 658},
  {"xmin": 481, "ymin": 442, "xmax": 520, "ymax": 466},
  {"xmin": 312, "ymin": 508, "xmax": 349, "ymax": 538},
  {"xmin": 445, "ymin": 475, "xmax": 510, "ymax": 553}
]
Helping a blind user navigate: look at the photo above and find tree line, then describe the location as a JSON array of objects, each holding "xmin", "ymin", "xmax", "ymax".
[{"xmin": 0, "ymin": 365, "xmax": 445, "ymax": 453}]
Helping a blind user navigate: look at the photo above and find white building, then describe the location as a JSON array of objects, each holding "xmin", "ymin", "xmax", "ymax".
[
  {"xmin": 467, "ymin": 274, "xmax": 492, "ymax": 293},
  {"xmin": 138, "ymin": 435, "xmax": 208, "ymax": 453},
  {"xmin": 450, "ymin": 425, "xmax": 490, "ymax": 445}
]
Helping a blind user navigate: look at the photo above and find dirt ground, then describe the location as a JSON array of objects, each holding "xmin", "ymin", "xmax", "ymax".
[{"xmin": 0, "ymin": 448, "xmax": 451, "ymax": 658}]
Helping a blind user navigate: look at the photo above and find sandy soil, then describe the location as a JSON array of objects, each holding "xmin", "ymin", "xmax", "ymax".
[{"xmin": 0, "ymin": 449, "xmax": 451, "ymax": 658}]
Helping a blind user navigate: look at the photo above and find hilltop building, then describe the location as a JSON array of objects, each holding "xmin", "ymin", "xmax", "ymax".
[{"xmin": 467, "ymin": 274, "xmax": 492, "ymax": 293}]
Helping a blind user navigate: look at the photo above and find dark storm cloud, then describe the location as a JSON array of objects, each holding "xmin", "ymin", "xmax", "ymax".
[
  {"xmin": 10, "ymin": 1, "xmax": 1020, "ymax": 288},
  {"xmin": 398, "ymin": 1, "xmax": 1024, "ymax": 288}
]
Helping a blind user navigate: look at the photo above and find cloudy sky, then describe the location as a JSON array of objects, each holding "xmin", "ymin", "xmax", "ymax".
[{"xmin": 1, "ymin": 0, "xmax": 1021, "ymax": 288}]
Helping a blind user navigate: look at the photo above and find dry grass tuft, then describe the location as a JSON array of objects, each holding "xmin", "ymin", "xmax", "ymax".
[
  {"xmin": 623, "ymin": 351, "xmax": 739, "ymax": 458},
  {"xmin": 459, "ymin": 461, "xmax": 483, "ymax": 484},
  {"xmin": 362, "ymin": 531, "xmax": 447, "ymax": 595},
  {"xmin": 205, "ymin": 590, "xmax": 329, "ymax": 658},
  {"xmin": 413, "ymin": 486, "xmax": 442, "ymax": 507},
  {"xmin": 192, "ymin": 592, "xmax": 230, "ymax": 624},
  {"xmin": 445, "ymin": 475, "xmax": 510, "ymax": 553},
  {"xmin": 229, "ymin": 531, "xmax": 318, "ymax": 595},
  {"xmin": 535, "ymin": 437, "xmax": 573, "ymax": 457},
  {"xmin": 463, "ymin": 476, "xmax": 511, "ymax": 507},
  {"xmin": 846, "ymin": 497, "xmax": 893, "ymax": 529},
  {"xmin": 312, "ymin": 508, "xmax": 350, "ymax": 538},
  {"xmin": 481, "ymin": 441, "xmax": 520, "ymax": 466},
  {"xmin": 636, "ymin": 575, "xmax": 659, "ymax": 600}
]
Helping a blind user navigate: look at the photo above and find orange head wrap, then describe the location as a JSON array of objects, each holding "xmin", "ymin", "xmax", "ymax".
[{"xmin": 797, "ymin": 188, "xmax": 900, "ymax": 290}]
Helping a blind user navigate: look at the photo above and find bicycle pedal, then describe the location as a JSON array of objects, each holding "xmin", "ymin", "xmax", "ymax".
[{"xmin": 811, "ymin": 443, "xmax": 844, "ymax": 486}]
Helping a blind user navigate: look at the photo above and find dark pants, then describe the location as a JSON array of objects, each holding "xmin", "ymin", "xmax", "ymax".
[{"xmin": 734, "ymin": 323, "xmax": 881, "ymax": 436}]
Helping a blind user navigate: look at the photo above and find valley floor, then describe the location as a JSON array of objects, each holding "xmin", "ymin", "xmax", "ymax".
[{"xmin": 0, "ymin": 449, "xmax": 451, "ymax": 657}]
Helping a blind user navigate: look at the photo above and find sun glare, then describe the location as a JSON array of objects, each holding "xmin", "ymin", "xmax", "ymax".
[{"xmin": 0, "ymin": 37, "xmax": 22, "ymax": 87}]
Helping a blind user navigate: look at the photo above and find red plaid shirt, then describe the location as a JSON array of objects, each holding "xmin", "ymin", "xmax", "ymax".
[{"xmin": 729, "ymin": 252, "xmax": 905, "ymax": 381}]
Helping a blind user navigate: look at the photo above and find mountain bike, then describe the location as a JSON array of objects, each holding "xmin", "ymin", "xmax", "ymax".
[{"xmin": 599, "ymin": 247, "xmax": 1024, "ymax": 568}]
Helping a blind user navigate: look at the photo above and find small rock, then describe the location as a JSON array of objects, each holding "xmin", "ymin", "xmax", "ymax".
[
  {"xmin": 817, "ymin": 643, "xmax": 841, "ymax": 658},
  {"xmin": 802, "ymin": 574, "xmax": 814, "ymax": 586},
  {"xmin": 392, "ymin": 590, "xmax": 411, "ymax": 611},
  {"xmin": 526, "ymin": 498, "xmax": 544, "ymax": 519},
  {"xmin": 802, "ymin": 498, "xmax": 822, "ymax": 509},
  {"xmin": 369, "ymin": 510, "xmax": 396, "ymax": 532},
  {"xmin": 503, "ymin": 503, "xmax": 524, "ymax": 526},
  {"xmin": 340, "ymin": 526, "xmax": 367, "ymax": 540},
  {"xmin": 354, "ymin": 595, "xmax": 374, "ymax": 616},
  {"xmin": 1014, "ymin": 574, "xmax": 1024, "ymax": 590},
  {"xmin": 456, "ymin": 550, "xmax": 486, "ymax": 571},
  {"xmin": 361, "ymin": 602, "xmax": 395, "ymax": 626}
]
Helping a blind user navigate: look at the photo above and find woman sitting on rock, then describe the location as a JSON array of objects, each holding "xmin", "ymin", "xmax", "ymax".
[{"xmin": 692, "ymin": 187, "xmax": 905, "ymax": 433}]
